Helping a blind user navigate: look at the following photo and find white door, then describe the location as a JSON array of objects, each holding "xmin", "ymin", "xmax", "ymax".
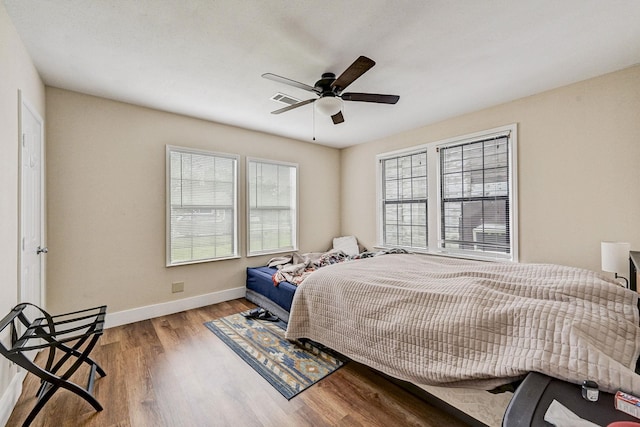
[{"xmin": 20, "ymin": 93, "xmax": 45, "ymax": 317}]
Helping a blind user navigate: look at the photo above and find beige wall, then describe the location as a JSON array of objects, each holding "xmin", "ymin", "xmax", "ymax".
[
  {"xmin": 0, "ymin": 2, "xmax": 46, "ymax": 419},
  {"xmin": 341, "ymin": 65, "xmax": 640, "ymax": 273},
  {"xmin": 45, "ymin": 88, "xmax": 341, "ymax": 315},
  {"xmin": 3, "ymin": 4, "xmax": 639, "ymax": 415}
]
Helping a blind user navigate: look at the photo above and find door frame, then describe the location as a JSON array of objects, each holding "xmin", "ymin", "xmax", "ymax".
[{"xmin": 18, "ymin": 90, "xmax": 46, "ymax": 309}]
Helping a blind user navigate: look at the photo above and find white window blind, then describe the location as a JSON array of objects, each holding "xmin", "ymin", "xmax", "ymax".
[
  {"xmin": 377, "ymin": 124, "xmax": 517, "ymax": 262},
  {"xmin": 247, "ymin": 159, "xmax": 297, "ymax": 256},
  {"xmin": 166, "ymin": 146, "xmax": 238, "ymax": 266},
  {"xmin": 380, "ymin": 150, "xmax": 428, "ymax": 250},
  {"xmin": 439, "ymin": 134, "xmax": 513, "ymax": 259}
]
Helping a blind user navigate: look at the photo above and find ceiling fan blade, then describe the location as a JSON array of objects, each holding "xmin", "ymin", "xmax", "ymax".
[
  {"xmin": 341, "ymin": 92, "xmax": 400, "ymax": 104},
  {"xmin": 262, "ymin": 73, "xmax": 319, "ymax": 93},
  {"xmin": 270, "ymin": 98, "xmax": 316, "ymax": 114},
  {"xmin": 331, "ymin": 56, "xmax": 376, "ymax": 92},
  {"xmin": 331, "ymin": 111, "xmax": 345, "ymax": 125}
]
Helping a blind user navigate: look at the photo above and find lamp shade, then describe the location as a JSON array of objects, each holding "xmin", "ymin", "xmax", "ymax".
[
  {"xmin": 601, "ymin": 241, "xmax": 630, "ymax": 275},
  {"xmin": 315, "ymin": 96, "xmax": 343, "ymax": 116}
]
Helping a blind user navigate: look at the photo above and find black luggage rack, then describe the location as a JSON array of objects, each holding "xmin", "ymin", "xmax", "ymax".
[{"xmin": 0, "ymin": 303, "xmax": 107, "ymax": 427}]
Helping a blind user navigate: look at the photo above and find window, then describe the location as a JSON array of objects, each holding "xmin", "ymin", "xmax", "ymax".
[
  {"xmin": 439, "ymin": 135, "xmax": 512, "ymax": 259},
  {"xmin": 166, "ymin": 146, "xmax": 238, "ymax": 266},
  {"xmin": 247, "ymin": 159, "xmax": 297, "ymax": 256},
  {"xmin": 380, "ymin": 150, "xmax": 428, "ymax": 249},
  {"xmin": 377, "ymin": 125, "xmax": 517, "ymax": 261}
]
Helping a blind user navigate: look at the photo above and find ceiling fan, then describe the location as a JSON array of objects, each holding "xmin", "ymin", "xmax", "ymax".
[{"xmin": 262, "ymin": 56, "xmax": 400, "ymax": 125}]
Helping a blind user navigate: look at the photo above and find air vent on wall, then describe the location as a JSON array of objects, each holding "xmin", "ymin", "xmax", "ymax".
[{"xmin": 270, "ymin": 92, "xmax": 301, "ymax": 106}]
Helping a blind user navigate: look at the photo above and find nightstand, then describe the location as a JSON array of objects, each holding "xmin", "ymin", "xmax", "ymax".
[{"xmin": 503, "ymin": 372, "xmax": 639, "ymax": 426}]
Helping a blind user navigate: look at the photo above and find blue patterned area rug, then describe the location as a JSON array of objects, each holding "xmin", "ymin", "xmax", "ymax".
[{"xmin": 204, "ymin": 312, "xmax": 347, "ymax": 400}]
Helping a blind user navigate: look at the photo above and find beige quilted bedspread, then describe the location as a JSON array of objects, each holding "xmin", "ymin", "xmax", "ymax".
[{"xmin": 285, "ymin": 254, "xmax": 640, "ymax": 393}]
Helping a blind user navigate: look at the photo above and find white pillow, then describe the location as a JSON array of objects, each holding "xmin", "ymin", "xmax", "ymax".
[{"xmin": 333, "ymin": 236, "xmax": 359, "ymax": 257}]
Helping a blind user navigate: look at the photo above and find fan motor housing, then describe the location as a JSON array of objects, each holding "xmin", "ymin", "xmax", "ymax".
[{"xmin": 315, "ymin": 73, "xmax": 337, "ymax": 94}]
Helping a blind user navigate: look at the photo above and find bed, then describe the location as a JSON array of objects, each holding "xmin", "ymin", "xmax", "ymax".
[{"xmin": 247, "ymin": 252, "xmax": 640, "ymax": 425}]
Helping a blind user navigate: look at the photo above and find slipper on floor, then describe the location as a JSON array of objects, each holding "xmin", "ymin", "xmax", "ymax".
[
  {"xmin": 242, "ymin": 308, "xmax": 278, "ymax": 322},
  {"xmin": 256, "ymin": 310, "xmax": 279, "ymax": 322},
  {"xmin": 241, "ymin": 308, "xmax": 263, "ymax": 318}
]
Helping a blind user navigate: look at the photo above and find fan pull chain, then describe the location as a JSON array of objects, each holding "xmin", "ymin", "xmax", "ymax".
[{"xmin": 312, "ymin": 105, "xmax": 316, "ymax": 141}]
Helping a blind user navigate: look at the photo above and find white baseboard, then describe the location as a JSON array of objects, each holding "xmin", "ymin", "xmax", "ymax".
[
  {"xmin": 105, "ymin": 287, "xmax": 246, "ymax": 328},
  {"xmin": 0, "ymin": 289, "xmax": 246, "ymax": 423},
  {"xmin": 0, "ymin": 287, "xmax": 245, "ymax": 422},
  {"xmin": 0, "ymin": 370, "xmax": 26, "ymax": 427}
]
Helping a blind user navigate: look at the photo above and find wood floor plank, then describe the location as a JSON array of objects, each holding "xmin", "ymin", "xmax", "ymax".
[{"xmin": 6, "ymin": 298, "xmax": 469, "ymax": 427}]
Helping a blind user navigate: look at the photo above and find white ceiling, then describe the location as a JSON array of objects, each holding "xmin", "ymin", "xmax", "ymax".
[{"xmin": 4, "ymin": 1, "xmax": 640, "ymax": 148}]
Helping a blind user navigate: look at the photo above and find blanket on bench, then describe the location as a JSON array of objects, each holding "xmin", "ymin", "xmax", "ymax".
[{"xmin": 268, "ymin": 248, "xmax": 407, "ymax": 286}]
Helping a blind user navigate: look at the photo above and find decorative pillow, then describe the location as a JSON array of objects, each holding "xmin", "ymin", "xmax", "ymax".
[{"xmin": 332, "ymin": 235, "xmax": 359, "ymax": 257}]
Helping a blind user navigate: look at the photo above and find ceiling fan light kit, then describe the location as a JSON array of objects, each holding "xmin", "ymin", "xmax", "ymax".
[
  {"xmin": 262, "ymin": 56, "xmax": 400, "ymax": 125},
  {"xmin": 315, "ymin": 95, "xmax": 343, "ymax": 116}
]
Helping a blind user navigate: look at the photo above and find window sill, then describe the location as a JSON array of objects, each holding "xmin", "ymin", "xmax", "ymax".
[
  {"xmin": 246, "ymin": 248, "xmax": 299, "ymax": 258},
  {"xmin": 166, "ymin": 255, "xmax": 241, "ymax": 267},
  {"xmin": 373, "ymin": 245, "xmax": 516, "ymax": 263}
]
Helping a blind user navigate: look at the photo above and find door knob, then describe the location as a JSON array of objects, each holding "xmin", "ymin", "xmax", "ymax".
[{"xmin": 36, "ymin": 246, "xmax": 48, "ymax": 255}]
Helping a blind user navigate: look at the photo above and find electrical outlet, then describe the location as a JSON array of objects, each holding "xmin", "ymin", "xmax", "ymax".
[{"xmin": 172, "ymin": 281, "xmax": 184, "ymax": 293}]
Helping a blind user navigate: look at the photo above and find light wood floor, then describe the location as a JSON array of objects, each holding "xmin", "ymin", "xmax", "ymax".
[{"xmin": 7, "ymin": 298, "xmax": 468, "ymax": 427}]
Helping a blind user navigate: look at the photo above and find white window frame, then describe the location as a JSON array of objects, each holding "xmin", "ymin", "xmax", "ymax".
[
  {"xmin": 166, "ymin": 145, "xmax": 240, "ymax": 266},
  {"xmin": 376, "ymin": 124, "xmax": 518, "ymax": 262},
  {"xmin": 376, "ymin": 147, "xmax": 429, "ymax": 251},
  {"xmin": 246, "ymin": 157, "xmax": 299, "ymax": 257}
]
